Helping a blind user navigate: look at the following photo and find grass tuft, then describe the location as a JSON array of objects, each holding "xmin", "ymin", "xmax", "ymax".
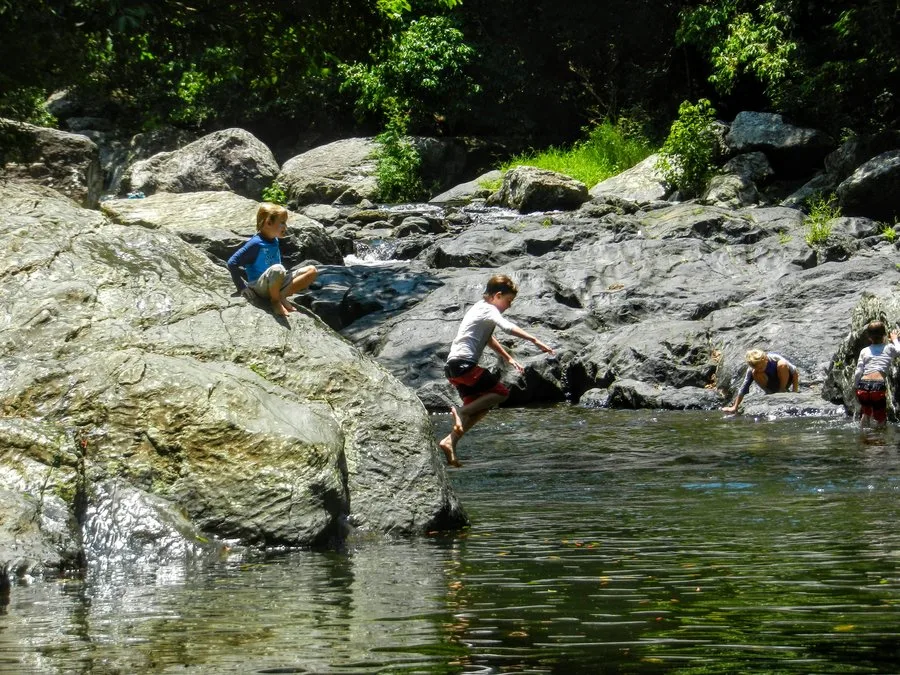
[
  {"xmin": 500, "ymin": 119, "xmax": 654, "ymax": 188},
  {"xmin": 804, "ymin": 194, "xmax": 840, "ymax": 246}
]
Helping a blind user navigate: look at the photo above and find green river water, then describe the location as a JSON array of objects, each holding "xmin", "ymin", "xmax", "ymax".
[{"xmin": 1, "ymin": 407, "xmax": 898, "ymax": 673}]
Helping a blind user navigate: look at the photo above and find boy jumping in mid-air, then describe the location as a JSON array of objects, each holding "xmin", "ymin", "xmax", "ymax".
[
  {"xmin": 227, "ymin": 203, "xmax": 317, "ymax": 317},
  {"xmin": 440, "ymin": 274, "xmax": 555, "ymax": 467}
]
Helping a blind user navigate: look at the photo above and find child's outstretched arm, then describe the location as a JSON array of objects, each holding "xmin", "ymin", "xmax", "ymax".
[
  {"xmin": 722, "ymin": 367, "xmax": 753, "ymax": 413},
  {"xmin": 509, "ymin": 326, "xmax": 555, "ymax": 355},
  {"xmin": 488, "ymin": 336, "xmax": 522, "ymax": 372}
]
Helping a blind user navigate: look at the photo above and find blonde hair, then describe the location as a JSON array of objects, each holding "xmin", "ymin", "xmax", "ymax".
[
  {"xmin": 745, "ymin": 349, "xmax": 768, "ymax": 367},
  {"xmin": 483, "ymin": 274, "xmax": 518, "ymax": 298},
  {"xmin": 256, "ymin": 203, "xmax": 288, "ymax": 232}
]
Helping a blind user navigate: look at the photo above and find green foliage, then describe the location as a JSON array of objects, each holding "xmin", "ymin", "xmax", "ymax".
[
  {"xmin": 677, "ymin": 1, "xmax": 795, "ymax": 96},
  {"xmin": 2, "ymin": 0, "xmax": 896, "ymax": 152},
  {"xmin": 501, "ymin": 119, "xmax": 653, "ymax": 188},
  {"xmin": 261, "ymin": 182, "xmax": 288, "ymax": 206},
  {"xmin": 340, "ymin": 15, "xmax": 479, "ymax": 133},
  {"xmin": 376, "ymin": 0, "xmax": 461, "ymax": 20},
  {"xmin": 656, "ymin": 99, "xmax": 719, "ymax": 197},
  {"xmin": 0, "ymin": 87, "xmax": 56, "ymax": 127},
  {"xmin": 478, "ymin": 176, "xmax": 503, "ymax": 192},
  {"xmin": 53, "ymin": 2, "xmax": 390, "ymax": 131},
  {"xmin": 804, "ymin": 194, "xmax": 840, "ymax": 246},
  {"xmin": 0, "ymin": 1, "xmax": 97, "ymax": 118},
  {"xmin": 374, "ymin": 110, "xmax": 424, "ymax": 203},
  {"xmin": 881, "ymin": 224, "xmax": 897, "ymax": 244},
  {"xmin": 777, "ymin": 231, "xmax": 792, "ymax": 245},
  {"xmin": 676, "ymin": 1, "xmax": 899, "ymax": 134}
]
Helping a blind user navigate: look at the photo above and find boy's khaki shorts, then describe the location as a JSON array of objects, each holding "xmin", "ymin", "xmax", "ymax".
[{"xmin": 248, "ymin": 264, "xmax": 301, "ymax": 298}]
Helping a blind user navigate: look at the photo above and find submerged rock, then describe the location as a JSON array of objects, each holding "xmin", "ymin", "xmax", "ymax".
[{"xmin": 737, "ymin": 392, "xmax": 846, "ymax": 418}]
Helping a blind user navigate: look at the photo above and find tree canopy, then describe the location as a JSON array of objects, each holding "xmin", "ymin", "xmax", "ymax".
[{"xmin": 1, "ymin": 0, "xmax": 897, "ymax": 143}]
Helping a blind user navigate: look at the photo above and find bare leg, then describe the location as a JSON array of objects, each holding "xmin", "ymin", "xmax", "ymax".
[
  {"xmin": 440, "ymin": 409, "xmax": 491, "ymax": 467},
  {"xmin": 439, "ymin": 436, "xmax": 462, "ymax": 467},
  {"xmin": 777, "ymin": 362, "xmax": 791, "ymax": 392},
  {"xmin": 458, "ymin": 409, "xmax": 490, "ymax": 436},
  {"xmin": 285, "ymin": 265, "xmax": 317, "ymax": 295},
  {"xmin": 450, "ymin": 406, "xmax": 464, "ymax": 436},
  {"xmin": 270, "ymin": 286, "xmax": 289, "ymax": 316},
  {"xmin": 458, "ymin": 392, "xmax": 507, "ymax": 419},
  {"xmin": 439, "ymin": 392, "xmax": 506, "ymax": 467},
  {"xmin": 272, "ymin": 265, "xmax": 318, "ymax": 315}
]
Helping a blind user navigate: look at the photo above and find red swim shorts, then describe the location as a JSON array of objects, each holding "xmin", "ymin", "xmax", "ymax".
[
  {"xmin": 856, "ymin": 379, "xmax": 888, "ymax": 423},
  {"xmin": 445, "ymin": 360, "xmax": 510, "ymax": 405}
]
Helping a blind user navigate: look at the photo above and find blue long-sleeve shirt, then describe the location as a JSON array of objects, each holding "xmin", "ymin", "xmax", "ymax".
[{"xmin": 227, "ymin": 234, "xmax": 282, "ymax": 290}]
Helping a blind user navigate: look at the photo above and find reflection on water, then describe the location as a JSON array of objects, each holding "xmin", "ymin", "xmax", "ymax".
[{"xmin": 2, "ymin": 407, "xmax": 899, "ymax": 673}]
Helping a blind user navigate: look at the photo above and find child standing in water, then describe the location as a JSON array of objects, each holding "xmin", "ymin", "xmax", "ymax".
[
  {"xmin": 853, "ymin": 320, "xmax": 900, "ymax": 428},
  {"xmin": 722, "ymin": 349, "xmax": 800, "ymax": 413},
  {"xmin": 440, "ymin": 274, "xmax": 555, "ymax": 467},
  {"xmin": 227, "ymin": 203, "xmax": 317, "ymax": 317}
]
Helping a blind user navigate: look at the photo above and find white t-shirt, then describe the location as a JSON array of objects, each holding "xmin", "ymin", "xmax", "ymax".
[
  {"xmin": 854, "ymin": 339, "xmax": 900, "ymax": 385},
  {"xmin": 447, "ymin": 300, "xmax": 519, "ymax": 363}
]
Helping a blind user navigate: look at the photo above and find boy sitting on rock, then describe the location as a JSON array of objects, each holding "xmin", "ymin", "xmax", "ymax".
[{"xmin": 227, "ymin": 203, "xmax": 317, "ymax": 317}]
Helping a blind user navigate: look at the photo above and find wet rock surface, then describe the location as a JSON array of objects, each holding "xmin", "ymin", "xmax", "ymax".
[{"xmin": 322, "ymin": 199, "xmax": 899, "ymax": 421}]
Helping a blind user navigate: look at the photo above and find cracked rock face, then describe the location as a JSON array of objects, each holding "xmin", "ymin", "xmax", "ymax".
[{"xmin": 0, "ymin": 181, "xmax": 465, "ymax": 580}]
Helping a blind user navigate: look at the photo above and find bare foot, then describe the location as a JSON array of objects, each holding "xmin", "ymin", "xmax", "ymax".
[
  {"xmin": 281, "ymin": 301, "xmax": 297, "ymax": 314},
  {"xmin": 439, "ymin": 437, "xmax": 462, "ymax": 468},
  {"xmin": 449, "ymin": 407, "xmax": 464, "ymax": 436}
]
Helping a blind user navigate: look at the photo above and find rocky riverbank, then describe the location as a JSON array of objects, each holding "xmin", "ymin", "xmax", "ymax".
[{"xmin": 2, "ymin": 109, "xmax": 899, "ymax": 587}]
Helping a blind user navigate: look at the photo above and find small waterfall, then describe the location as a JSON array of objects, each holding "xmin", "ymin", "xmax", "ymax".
[
  {"xmin": 347, "ymin": 239, "xmax": 399, "ymax": 264},
  {"xmin": 560, "ymin": 365, "xmax": 574, "ymax": 404}
]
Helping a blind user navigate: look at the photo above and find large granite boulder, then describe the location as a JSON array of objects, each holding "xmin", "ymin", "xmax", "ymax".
[
  {"xmin": 604, "ymin": 379, "xmax": 724, "ymax": 410},
  {"xmin": 126, "ymin": 128, "xmax": 279, "ymax": 199},
  {"xmin": 487, "ymin": 165, "xmax": 589, "ymax": 213},
  {"xmin": 430, "ymin": 170, "xmax": 501, "ymax": 206},
  {"xmin": 725, "ymin": 111, "xmax": 834, "ymax": 177},
  {"xmin": 588, "ymin": 154, "xmax": 669, "ymax": 205},
  {"xmin": 0, "ymin": 118, "xmax": 103, "ymax": 208},
  {"xmin": 0, "ymin": 418, "xmax": 82, "ymax": 582},
  {"xmin": 101, "ymin": 126, "xmax": 202, "ymax": 196},
  {"xmin": 423, "ymin": 211, "xmax": 597, "ymax": 269},
  {"xmin": 783, "ymin": 131, "xmax": 900, "ymax": 211},
  {"xmin": 702, "ymin": 152, "xmax": 773, "ymax": 208},
  {"xmin": 100, "ymin": 191, "xmax": 344, "ymax": 268},
  {"xmin": 701, "ymin": 173, "xmax": 759, "ymax": 209},
  {"xmin": 278, "ymin": 138, "xmax": 380, "ymax": 208},
  {"xmin": 736, "ymin": 392, "xmax": 846, "ymax": 418},
  {"xmin": 835, "ymin": 150, "xmax": 900, "ymax": 223},
  {"xmin": 0, "ymin": 181, "xmax": 466, "ymax": 582}
]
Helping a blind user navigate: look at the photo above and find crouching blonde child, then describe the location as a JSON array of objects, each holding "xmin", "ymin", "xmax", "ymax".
[
  {"xmin": 440, "ymin": 274, "xmax": 555, "ymax": 467},
  {"xmin": 722, "ymin": 349, "xmax": 800, "ymax": 414},
  {"xmin": 227, "ymin": 203, "xmax": 317, "ymax": 317}
]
